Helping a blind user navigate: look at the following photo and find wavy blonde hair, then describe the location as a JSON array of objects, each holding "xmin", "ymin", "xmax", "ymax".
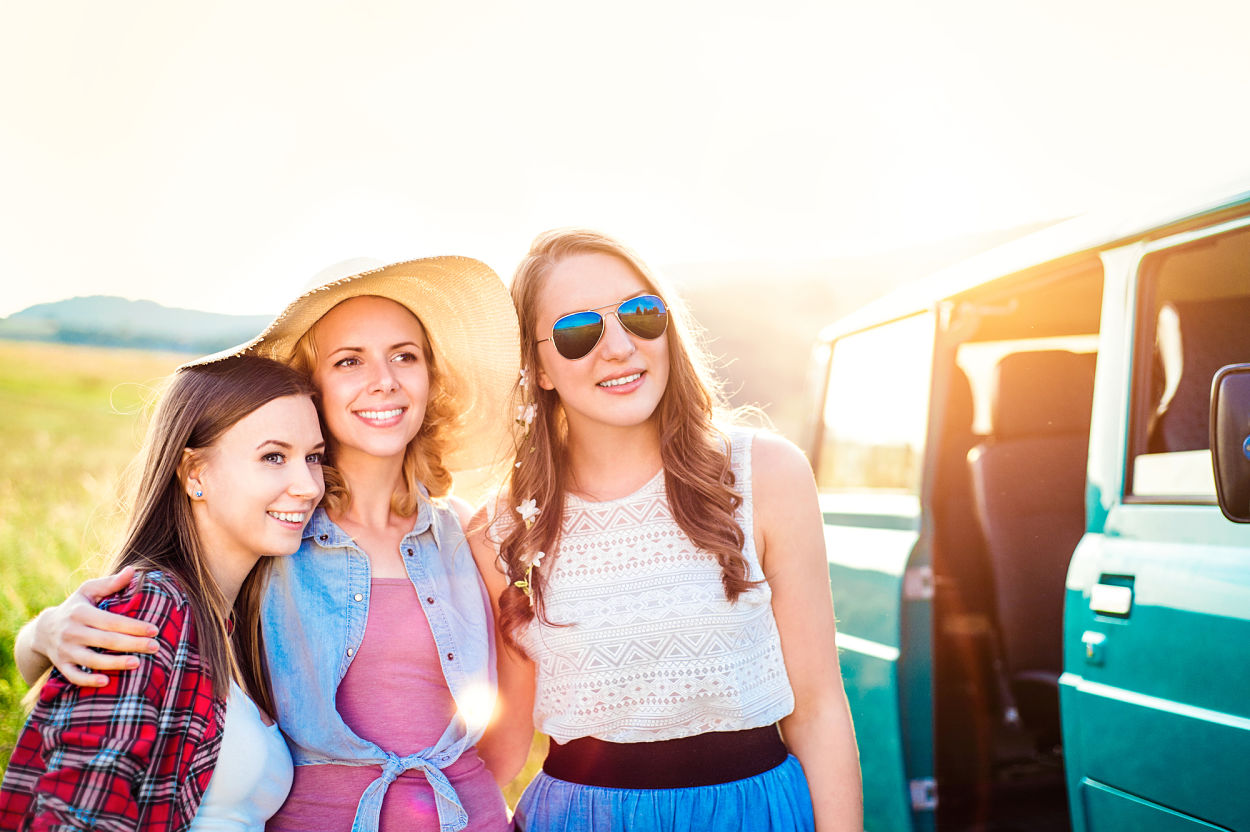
[
  {"xmin": 287, "ymin": 297, "xmax": 462, "ymax": 512},
  {"xmin": 494, "ymin": 229, "xmax": 757, "ymax": 652}
]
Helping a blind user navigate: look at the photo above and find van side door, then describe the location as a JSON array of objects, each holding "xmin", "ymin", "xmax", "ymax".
[
  {"xmin": 1062, "ymin": 218, "xmax": 1250, "ymax": 831},
  {"xmin": 812, "ymin": 312, "xmax": 937, "ymax": 832}
]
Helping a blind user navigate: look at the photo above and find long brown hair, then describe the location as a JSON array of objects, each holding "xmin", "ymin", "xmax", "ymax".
[
  {"xmin": 111, "ymin": 355, "xmax": 316, "ymax": 715},
  {"xmin": 287, "ymin": 297, "xmax": 461, "ymax": 513},
  {"xmin": 495, "ymin": 228, "xmax": 757, "ymax": 651}
]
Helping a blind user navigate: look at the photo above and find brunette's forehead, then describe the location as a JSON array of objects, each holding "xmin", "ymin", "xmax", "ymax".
[{"xmin": 538, "ymin": 253, "xmax": 649, "ymax": 319}]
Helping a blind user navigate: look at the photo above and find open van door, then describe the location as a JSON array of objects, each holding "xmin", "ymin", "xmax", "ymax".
[
  {"xmin": 1061, "ymin": 221, "xmax": 1250, "ymax": 832},
  {"xmin": 810, "ymin": 312, "xmax": 937, "ymax": 832}
]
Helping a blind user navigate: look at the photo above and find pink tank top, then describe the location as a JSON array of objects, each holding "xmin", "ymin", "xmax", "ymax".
[{"xmin": 266, "ymin": 578, "xmax": 507, "ymax": 831}]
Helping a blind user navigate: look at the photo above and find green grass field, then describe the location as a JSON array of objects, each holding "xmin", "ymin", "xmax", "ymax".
[
  {"xmin": 0, "ymin": 339, "xmax": 542, "ymax": 803},
  {"xmin": 0, "ymin": 340, "xmax": 182, "ymax": 765}
]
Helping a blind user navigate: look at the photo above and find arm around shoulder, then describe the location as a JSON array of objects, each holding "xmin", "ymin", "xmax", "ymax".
[{"xmin": 751, "ymin": 432, "xmax": 864, "ymax": 831}]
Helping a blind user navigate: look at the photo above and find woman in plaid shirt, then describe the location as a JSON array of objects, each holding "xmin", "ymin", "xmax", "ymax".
[{"xmin": 0, "ymin": 356, "xmax": 325, "ymax": 831}]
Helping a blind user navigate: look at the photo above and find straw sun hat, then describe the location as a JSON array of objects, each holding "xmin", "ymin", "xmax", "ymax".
[{"xmin": 187, "ymin": 256, "xmax": 520, "ymax": 473}]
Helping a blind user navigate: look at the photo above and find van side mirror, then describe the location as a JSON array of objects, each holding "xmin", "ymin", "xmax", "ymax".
[{"xmin": 1211, "ymin": 363, "xmax": 1250, "ymax": 523}]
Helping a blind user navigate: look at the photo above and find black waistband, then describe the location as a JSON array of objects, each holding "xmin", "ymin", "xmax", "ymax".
[{"xmin": 542, "ymin": 724, "xmax": 788, "ymax": 789}]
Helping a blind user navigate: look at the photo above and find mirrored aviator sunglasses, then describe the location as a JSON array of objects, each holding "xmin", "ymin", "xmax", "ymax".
[{"xmin": 540, "ymin": 294, "xmax": 670, "ymax": 360}]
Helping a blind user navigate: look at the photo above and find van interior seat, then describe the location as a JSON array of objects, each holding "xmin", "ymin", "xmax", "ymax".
[
  {"xmin": 1151, "ymin": 295, "xmax": 1250, "ymax": 453},
  {"xmin": 934, "ymin": 366, "xmax": 993, "ymax": 609},
  {"xmin": 967, "ymin": 349, "xmax": 1097, "ymax": 744}
]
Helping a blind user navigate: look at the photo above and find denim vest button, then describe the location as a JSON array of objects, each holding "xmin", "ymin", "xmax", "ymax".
[
  {"xmin": 426, "ymin": 597, "xmax": 435, "ymax": 604},
  {"xmin": 405, "ymin": 548, "xmax": 414, "ymax": 557},
  {"xmin": 347, "ymin": 647, "xmax": 355, "ymax": 657},
  {"xmin": 446, "ymin": 652, "xmax": 454, "ymax": 661},
  {"xmin": 319, "ymin": 534, "xmax": 328, "ymax": 542},
  {"xmin": 354, "ymin": 594, "xmax": 363, "ymax": 602}
]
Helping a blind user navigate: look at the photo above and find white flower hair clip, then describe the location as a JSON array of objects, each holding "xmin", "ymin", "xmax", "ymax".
[
  {"xmin": 513, "ymin": 550, "xmax": 545, "ymax": 605},
  {"xmin": 516, "ymin": 498, "xmax": 541, "ymax": 529}
]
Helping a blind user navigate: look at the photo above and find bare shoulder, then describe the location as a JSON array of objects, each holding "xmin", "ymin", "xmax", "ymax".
[
  {"xmin": 470, "ymin": 489, "xmax": 516, "ymax": 538},
  {"xmin": 748, "ymin": 429, "xmax": 817, "ymax": 499},
  {"xmin": 746, "ymin": 431, "xmax": 822, "ymax": 576},
  {"xmin": 447, "ymin": 495, "xmax": 476, "ymax": 532},
  {"xmin": 466, "ymin": 490, "xmax": 514, "ymax": 590}
]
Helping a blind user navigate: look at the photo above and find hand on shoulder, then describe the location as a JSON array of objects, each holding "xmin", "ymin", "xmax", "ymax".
[{"xmin": 18, "ymin": 566, "xmax": 161, "ymax": 688}]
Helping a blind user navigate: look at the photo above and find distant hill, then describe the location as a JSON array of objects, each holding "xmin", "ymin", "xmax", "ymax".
[{"xmin": 0, "ymin": 296, "xmax": 272, "ymax": 354}]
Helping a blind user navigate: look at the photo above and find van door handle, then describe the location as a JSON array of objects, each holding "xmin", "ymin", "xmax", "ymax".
[{"xmin": 1090, "ymin": 580, "xmax": 1133, "ymax": 617}]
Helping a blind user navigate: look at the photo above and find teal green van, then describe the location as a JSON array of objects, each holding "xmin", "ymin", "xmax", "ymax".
[{"xmin": 805, "ymin": 184, "xmax": 1250, "ymax": 831}]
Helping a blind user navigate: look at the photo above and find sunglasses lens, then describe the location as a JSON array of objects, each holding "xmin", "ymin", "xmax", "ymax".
[
  {"xmin": 551, "ymin": 311, "xmax": 605, "ymax": 360},
  {"xmin": 617, "ymin": 295, "xmax": 668, "ymax": 340}
]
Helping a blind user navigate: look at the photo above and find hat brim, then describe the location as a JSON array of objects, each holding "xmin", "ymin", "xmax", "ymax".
[{"xmin": 187, "ymin": 256, "xmax": 519, "ymax": 474}]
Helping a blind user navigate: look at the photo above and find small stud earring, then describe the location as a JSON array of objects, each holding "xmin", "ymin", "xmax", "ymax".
[{"xmin": 194, "ymin": 489, "xmax": 203, "ymax": 498}]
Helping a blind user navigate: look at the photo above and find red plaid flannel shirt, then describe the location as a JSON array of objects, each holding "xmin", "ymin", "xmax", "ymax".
[{"xmin": 0, "ymin": 571, "xmax": 226, "ymax": 831}]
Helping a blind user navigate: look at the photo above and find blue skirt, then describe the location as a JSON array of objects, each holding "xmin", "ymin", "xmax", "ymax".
[{"xmin": 512, "ymin": 754, "xmax": 815, "ymax": 832}]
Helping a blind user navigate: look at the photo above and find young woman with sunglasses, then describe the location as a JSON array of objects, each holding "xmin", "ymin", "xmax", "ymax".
[
  {"xmin": 472, "ymin": 229, "xmax": 863, "ymax": 831},
  {"xmin": 1, "ymin": 355, "xmax": 324, "ymax": 831},
  {"xmin": 13, "ymin": 260, "xmax": 519, "ymax": 832}
]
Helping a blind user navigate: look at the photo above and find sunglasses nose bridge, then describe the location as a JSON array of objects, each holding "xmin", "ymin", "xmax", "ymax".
[{"xmin": 598, "ymin": 311, "xmax": 637, "ymax": 357}]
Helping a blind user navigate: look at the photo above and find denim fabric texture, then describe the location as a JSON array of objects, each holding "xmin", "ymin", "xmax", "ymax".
[{"xmin": 261, "ymin": 500, "xmax": 497, "ymax": 832}]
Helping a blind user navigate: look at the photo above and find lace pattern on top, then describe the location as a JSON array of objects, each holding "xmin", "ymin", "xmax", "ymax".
[{"xmin": 520, "ymin": 427, "xmax": 795, "ymax": 743}]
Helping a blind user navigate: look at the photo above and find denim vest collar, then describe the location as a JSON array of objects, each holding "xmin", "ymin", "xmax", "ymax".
[{"xmin": 301, "ymin": 491, "xmax": 442, "ymax": 549}]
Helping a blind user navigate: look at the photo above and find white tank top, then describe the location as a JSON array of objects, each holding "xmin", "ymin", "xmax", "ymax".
[
  {"xmin": 519, "ymin": 427, "xmax": 795, "ymax": 743},
  {"xmin": 188, "ymin": 682, "xmax": 294, "ymax": 832}
]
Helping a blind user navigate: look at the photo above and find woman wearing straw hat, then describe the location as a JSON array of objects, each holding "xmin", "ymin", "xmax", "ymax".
[{"xmin": 16, "ymin": 258, "xmax": 520, "ymax": 832}]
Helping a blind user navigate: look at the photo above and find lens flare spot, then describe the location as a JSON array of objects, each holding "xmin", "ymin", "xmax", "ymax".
[{"xmin": 456, "ymin": 682, "xmax": 497, "ymax": 733}]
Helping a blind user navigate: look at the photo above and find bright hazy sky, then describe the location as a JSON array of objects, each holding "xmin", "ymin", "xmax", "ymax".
[{"xmin": 2, "ymin": 0, "xmax": 1249, "ymax": 318}]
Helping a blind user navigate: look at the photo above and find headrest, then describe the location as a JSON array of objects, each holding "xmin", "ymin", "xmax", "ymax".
[
  {"xmin": 1165, "ymin": 296, "xmax": 1250, "ymax": 381},
  {"xmin": 991, "ymin": 350, "xmax": 1096, "ymax": 439},
  {"xmin": 944, "ymin": 366, "xmax": 975, "ymax": 437},
  {"xmin": 1154, "ymin": 295, "xmax": 1250, "ymax": 451}
]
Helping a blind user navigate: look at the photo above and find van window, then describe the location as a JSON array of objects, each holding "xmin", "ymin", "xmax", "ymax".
[
  {"xmin": 815, "ymin": 313, "xmax": 934, "ymax": 494},
  {"xmin": 1128, "ymin": 224, "xmax": 1250, "ymax": 500}
]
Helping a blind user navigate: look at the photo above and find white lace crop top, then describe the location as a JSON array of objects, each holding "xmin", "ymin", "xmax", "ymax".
[{"xmin": 518, "ymin": 427, "xmax": 795, "ymax": 743}]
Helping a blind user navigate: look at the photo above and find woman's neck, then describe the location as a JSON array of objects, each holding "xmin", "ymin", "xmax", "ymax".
[
  {"xmin": 330, "ymin": 445, "xmax": 406, "ymax": 530},
  {"xmin": 198, "ymin": 548, "xmax": 253, "ymax": 610},
  {"xmin": 190, "ymin": 511, "xmax": 256, "ymax": 608},
  {"xmin": 564, "ymin": 419, "xmax": 664, "ymax": 502}
]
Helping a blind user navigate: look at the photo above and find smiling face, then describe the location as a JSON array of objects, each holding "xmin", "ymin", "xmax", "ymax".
[
  {"xmin": 186, "ymin": 393, "xmax": 324, "ymax": 574},
  {"xmin": 534, "ymin": 252, "xmax": 671, "ymax": 434},
  {"xmin": 307, "ymin": 295, "xmax": 432, "ymax": 465}
]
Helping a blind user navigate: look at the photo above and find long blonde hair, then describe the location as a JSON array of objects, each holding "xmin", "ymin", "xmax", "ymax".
[
  {"xmin": 287, "ymin": 297, "xmax": 462, "ymax": 512},
  {"xmin": 110, "ymin": 356, "xmax": 315, "ymax": 715},
  {"xmin": 495, "ymin": 229, "xmax": 757, "ymax": 651}
]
